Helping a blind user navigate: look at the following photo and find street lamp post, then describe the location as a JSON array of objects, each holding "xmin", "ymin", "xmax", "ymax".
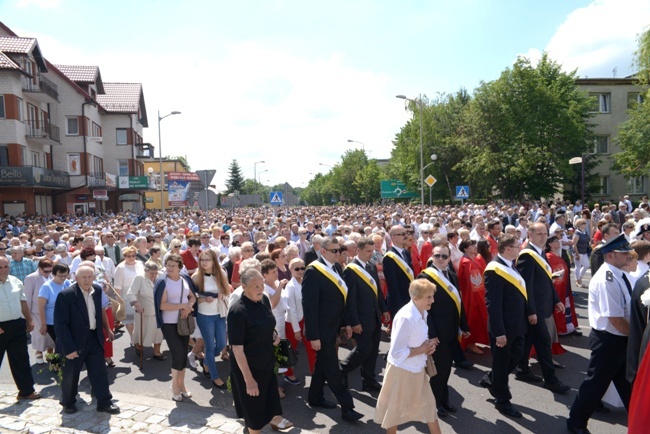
[
  {"xmin": 396, "ymin": 94, "xmax": 425, "ymax": 209},
  {"xmin": 158, "ymin": 110, "xmax": 181, "ymax": 219},
  {"xmin": 423, "ymin": 154, "xmax": 437, "ymax": 206},
  {"xmin": 347, "ymin": 139, "xmax": 366, "ymax": 152},
  {"xmin": 319, "ymin": 163, "xmax": 333, "ymax": 169},
  {"xmin": 254, "ymin": 160, "xmax": 265, "ymax": 192},
  {"xmin": 258, "ymin": 169, "xmax": 268, "ymax": 185}
]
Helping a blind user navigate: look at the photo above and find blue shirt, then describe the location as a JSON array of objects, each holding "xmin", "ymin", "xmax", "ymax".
[
  {"xmin": 10, "ymin": 258, "xmax": 37, "ymax": 283},
  {"xmin": 38, "ymin": 279, "xmax": 71, "ymax": 325}
]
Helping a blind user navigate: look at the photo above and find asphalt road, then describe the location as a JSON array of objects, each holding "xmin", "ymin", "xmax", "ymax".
[{"xmin": 1, "ymin": 273, "xmax": 630, "ymax": 434}]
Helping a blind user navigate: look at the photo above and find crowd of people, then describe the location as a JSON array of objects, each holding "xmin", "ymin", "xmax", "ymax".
[{"xmin": 0, "ymin": 194, "xmax": 648, "ymax": 433}]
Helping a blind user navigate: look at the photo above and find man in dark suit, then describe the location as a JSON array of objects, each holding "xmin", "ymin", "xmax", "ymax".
[
  {"xmin": 304, "ymin": 234, "xmax": 323, "ymax": 265},
  {"xmin": 54, "ymin": 265, "xmax": 120, "ymax": 415},
  {"xmin": 383, "ymin": 225, "xmax": 414, "ymax": 319},
  {"xmin": 102, "ymin": 232, "xmax": 122, "ymax": 266},
  {"xmin": 502, "ymin": 208, "xmax": 518, "ymax": 228},
  {"xmin": 341, "ymin": 237, "xmax": 390, "ymax": 392},
  {"xmin": 515, "ymin": 223, "xmax": 570, "ymax": 394},
  {"xmin": 302, "ymin": 237, "xmax": 362, "ymax": 422},
  {"xmin": 479, "ymin": 234, "xmax": 528, "ymax": 418},
  {"xmin": 419, "ymin": 244, "xmax": 470, "ymax": 418}
]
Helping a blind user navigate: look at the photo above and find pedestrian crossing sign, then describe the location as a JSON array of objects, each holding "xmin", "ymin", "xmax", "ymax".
[
  {"xmin": 270, "ymin": 191, "xmax": 283, "ymax": 205},
  {"xmin": 455, "ymin": 185, "xmax": 470, "ymax": 199}
]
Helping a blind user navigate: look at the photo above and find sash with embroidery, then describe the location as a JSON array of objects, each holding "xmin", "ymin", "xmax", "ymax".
[
  {"xmin": 346, "ymin": 263, "xmax": 378, "ymax": 298},
  {"xmin": 310, "ymin": 261, "xmax": 348, "ymax": 302},
  {"xmin": 384, "ymin": 251, "xmax": 414, "ymax": 281},
  {"xmin": 421, "ymin": 267, "xmax": 463, "ymax": 341},
  {"xmin": 485, "ymin": 261, "xmax": 527, "ymax": 301},
  {"xmin": 518, "ymin": 248, "xmax": 552, "ymax": 279}
]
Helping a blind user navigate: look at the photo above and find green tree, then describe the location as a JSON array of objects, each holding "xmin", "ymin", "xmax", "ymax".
[
  {"xmin": 225, "ymin": 159, "xmax": 245, "ymax": 194},
  {"xmin": 456, "ymin": 53, "xmax": 594, "ymax": 200}
]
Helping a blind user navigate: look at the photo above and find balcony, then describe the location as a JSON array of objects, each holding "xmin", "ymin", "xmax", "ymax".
[
  {"xmin": 135, "ymin": 143, "xmax": 155, "ymax": 158},
  {"xmin": 88, "ymin": 172, "xmax": 106, "ymax": 187},
  {"xmin": 0, "ymin": 165, "xmax": 69, "ymax": 188},
  {"xmin": 24, "ymin": 119, "xmax": 61, "ymax": 143},
  {"xmin": 22, "ymin": 74, "xmax": 59, "ymax": 102}
]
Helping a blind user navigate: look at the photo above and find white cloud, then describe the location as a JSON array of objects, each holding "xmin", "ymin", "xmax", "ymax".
[{"xmin": 15, "ymin": 0, "xmax": 61, "ymax": 9}]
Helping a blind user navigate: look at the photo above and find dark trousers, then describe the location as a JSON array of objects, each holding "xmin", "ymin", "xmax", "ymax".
[
  {"xmin": 430, "ymin": 340, "xmax": 453, "ymax": 406},
  {"xmin": 308, "ymin": 340, "xmax": 354, "ymax": 411},
  {"xmin": 161, "ymin": 324, "xmax": 190, "ymax": 371},
  {"xmin": 0, "ymin": 318, "xmax": 35, "ymax": 397},
  {"xmin": 488, "ymin": 334, "xmax": 524, "ymax": 404},
  {"xmin": 341, "ymin": 323, "xmax": 380, "ymax": 385},
  {"xmin": 568, "ymin": 330, "xmax": 632, "ymax": 429},
  {"xmin": 46, "ymin": 324, "xmax": 57, "ymax": 342},
  {"xmin": 60, "ymin": 329, "xmax": 111, "ymax": 409},
  {"xmin": 518, "ymin": 318, "xmax": 558, "ymax": 383},
  {"xmin": 451, "ymin": 338, "xmax": 468, "ymax": 364}
]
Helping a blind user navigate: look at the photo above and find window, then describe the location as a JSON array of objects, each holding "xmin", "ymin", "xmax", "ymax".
[
  {"xmin": 589, "ymin": 93, "xmax": 611, "ymax": 113},
  {"xmin": 598, "ymin": 176, "xmax": 610, "ymax": 195},
  {"xmin": 91, "ymin": 122, "xmax": 101, "ymax": 138},
  {"xmin": 0, "ymin": 145, "xmax": 8, "ymax": 166},
  {"xmin": 627, "ymin": 92, "xmax": 645, "ymax": 109},
  {"xmin": 592, "ymin": 135, "xmax": 609, "ymax": 154},
  {"xmin": 116, "ymin": 128, "xmax": 128, "ymax": 145},
  {"xmin": 626, "ymin": 177, "xmax": 645, "ymax": 194},
  {"xmin": 17, "ymin": 97, "xmax": 24, "ymax": 121},
  {"xmin": 0, "ymin": 95, "xmax": 5, "ymax": 118},
  {"xmin": 66, "ymin": 117, "xmax": 79, "ymax": 135},
  {"xmin": 118, "ymin": 160, "xmax": 129, "ymax": 177},
  {"xmin": 93, "ymin": 156, "xmax": 103, "ymax": 174},
  {"xmin": 31, "ymin": 152, "xmax": 39, "ymax": 167},
  {"xmin": 21, "ymin": 146, "xmax": 27, "ymax": 165}
]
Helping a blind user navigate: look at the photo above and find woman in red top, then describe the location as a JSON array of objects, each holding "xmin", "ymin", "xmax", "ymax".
[
  {"xmin": 405, "ymin": 226, "xmax": 422, "ymax": 276},
  {"xmin": 457, "ymin": 239, "xmax": 489, "ymax": 354},
  {"xmin": 545, "ymin": 235, "xmax": 576, "ymax": 344}
]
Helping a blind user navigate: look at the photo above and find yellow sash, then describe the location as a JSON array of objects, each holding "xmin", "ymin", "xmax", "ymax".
[
  {"xmin": 384, "ymin": 251, "xmax": 414, "ymax": 281},
  {"xmin": 485, "ymin": 262, "xmax": 528, "ymax": 301},
  {"xmin": 346, "ymin": 263, "xmax": 378, "ymax": 298},
  {"xmin": 518, "ymin": 248, "xmax": 552, "ymax": 279},
  {"xmin": 421, "ymin": 268, "xmax": 463, "ymax": 342},
  {"xmin": 310, "ymin": 261, "xmax": 347, "ymax": 302}
]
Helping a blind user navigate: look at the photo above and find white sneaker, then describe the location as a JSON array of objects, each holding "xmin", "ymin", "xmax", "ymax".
[
  {"xmin": 35, "ymin": 354, "xmax": 45, "ymax": 365},
  {"xmin": 187, "ymin": 351, "xmax": 197, "ymax": 369}
]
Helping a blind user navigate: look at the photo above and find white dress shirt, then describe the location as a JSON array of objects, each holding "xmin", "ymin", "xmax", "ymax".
[
  {"xmin": 387, "ymin": 300, "xmax": 428, "ymax": 373},
  {"xmin": 284, "ymin": 277, "xmax": 304, "ymax": 331}
]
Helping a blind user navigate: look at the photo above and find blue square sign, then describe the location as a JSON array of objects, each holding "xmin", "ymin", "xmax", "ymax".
[
  {"xmin": 269, "ymin": 191, "xmax": 283, "ymax": 205},
  {"xmin": 455, "ymin": 185, "xmax": 470, "ymax": 199}
]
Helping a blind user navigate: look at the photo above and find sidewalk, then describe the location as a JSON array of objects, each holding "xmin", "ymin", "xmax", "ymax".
[{"xmin": 0, "ymin": 389, "xmax": 312, "ymax": 434}]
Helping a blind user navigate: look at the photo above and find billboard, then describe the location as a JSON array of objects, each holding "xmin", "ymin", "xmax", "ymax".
[{"xmin": 168, "ymin": 172, "xmax": 201, "ymax": 206}]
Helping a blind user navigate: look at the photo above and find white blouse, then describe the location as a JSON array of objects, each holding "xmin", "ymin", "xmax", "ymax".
[
  {"xmin": 387, "ymin": 300, "xmax": 429, "ymax": 373},
  {"xmin": 284, "ymin": 277, "xmax": 304, "ymax": 330}
]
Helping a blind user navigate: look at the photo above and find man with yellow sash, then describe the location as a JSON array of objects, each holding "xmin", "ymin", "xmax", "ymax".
[
  {"xmin": 340, "ymin": 237, "xmax": 390, "ymax": 393},
  {"xmin": 302, "ymin": 236, "xmax": 362, "ymax": 422},
  {"xmin": 514, "ymin": 223, "xmax": 570, "ymax": 395},
  {"xmin": 418, "ymin": 244, "xmax": 470, "ymax": 418},
  {"xmin": 479, "ymin": 233, "xmax": 528, "ymax": 418},
  {"xmin": 383, "ymin": 225, "xmax": 414, "ymax": 320}
]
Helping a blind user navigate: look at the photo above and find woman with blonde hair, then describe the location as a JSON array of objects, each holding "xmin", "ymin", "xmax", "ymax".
[
  {"xmin": 127, "ymin": 261, "xmax": 165, "ymax": 360},
  {"xmin": 193, "ymin": 249, "xmax": 231, "ymax": 389},
  {"xmin": 114, "ymin": 246, "xmax": 145, "ymax": 339}
]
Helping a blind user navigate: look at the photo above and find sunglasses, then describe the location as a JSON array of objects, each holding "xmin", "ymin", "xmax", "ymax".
[
  {"xmin": 42, "ymin": 269, "xmax": 52, "ymax": 274},
  {"xmin": 292, "ymin": 267, "xmax": 306, "ymax": 271},
  {"xmin": 393, "ymin": 233, "xmax": 406, "ymax": 237},
  {"xmin": 422, "ymin": 231, "xmax": 430, "ymax": 235},
  {"xmin": 325, "ymin": 248, "xmax": 342, "ymax": 254},
  {"xmin": 124, "ymin": 254, "xmax": 136, "ymax": 258},
  {"xmin": 433, "ymin": 254, "xmax": 449, "ymax": 260},
  {"xmin": 221, "ymin": 236, "xmax": 230, "ymax": 240}
]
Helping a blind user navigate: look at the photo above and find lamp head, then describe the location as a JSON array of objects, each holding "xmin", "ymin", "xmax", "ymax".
[{"xmin": 396, "ymin": 95, "xmax": 407, "ymax": 100}]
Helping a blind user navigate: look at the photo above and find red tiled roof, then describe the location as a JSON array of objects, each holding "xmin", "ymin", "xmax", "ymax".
[
  {"xmin": 0, "ymin": 36, "xmax": 36, "ymax": 53},
  {"xmin": 53, "ymin": 64, "xmax": 99, "ymax": 82},
  {"xmin": 97, "ymin": 83, "xmax": 142, "ymax": 112},
  {"xmin": 0, "ymin": 52, "xmax": 20, "ymax": 70}
]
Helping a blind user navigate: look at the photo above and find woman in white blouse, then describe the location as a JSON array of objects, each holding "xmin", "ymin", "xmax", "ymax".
[
  {"xmin": 127, "ymin": 261, "xmax": 165, "ymax": 360},
  {"xmin": 192, "ymin": 249, "xmax": 231, "ymax": 389},
  {"xmin": 374, "ymin": 279, "xmax": 441, "ymax": 434},
  {"xmin": 113, "ymin": 246, "xmax": 145, "ymax": 340}
]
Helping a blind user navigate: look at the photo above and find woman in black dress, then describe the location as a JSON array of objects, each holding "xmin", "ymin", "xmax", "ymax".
[{"xmin": 228, "ymin": 268, "xmax": 293, "ymax": 433}]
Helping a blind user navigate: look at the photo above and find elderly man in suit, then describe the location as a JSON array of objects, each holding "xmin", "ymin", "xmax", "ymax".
[
  {"xmin": 383, "ymin": 225, "xmax": 414, "ymax": 319},
  {"xmin": 102, "ymin": 232, "xmax": 122, "ymax": 266},
  {"xmin": 302, "ymin": 236, "xmax": 362, "ymax": 422},
  {"xmin": 54, "ymin": 265, "xmax": 120, "ymax": 415},
  {"xmin": 340, "ymin": 237, "xmax": 390, "ymax": 392}
]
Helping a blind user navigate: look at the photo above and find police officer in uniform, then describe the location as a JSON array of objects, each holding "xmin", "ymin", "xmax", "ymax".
[{"xmin": 567, "ymin": 233, "xmax": 633, "ymax": 434}]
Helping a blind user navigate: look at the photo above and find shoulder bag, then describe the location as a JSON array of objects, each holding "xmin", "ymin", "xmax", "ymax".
[{"xmin": 176, "ymin": 277, "xmax": 196, "ymax": 336}]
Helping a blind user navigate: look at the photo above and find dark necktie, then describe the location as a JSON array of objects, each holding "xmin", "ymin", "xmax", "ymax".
[
  {"xmin": 443, "ymin": 270, "xmax": 449, "ymax": 279},
  {"xmin": 622, "ymin": 274, "xmax": 633, "ymax": 296},
  {"xmin": 332, "ymin": 265, "xmax": 339, "ymax": 276},
  {"xmin": 366, "ymin": 263, "xmax": 373, "ymax": 273}
]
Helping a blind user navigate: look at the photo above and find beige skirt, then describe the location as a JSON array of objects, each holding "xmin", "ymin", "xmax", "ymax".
[{"xmin": 374, "ymin": 362, "xmax": 438, "ymax": 429}]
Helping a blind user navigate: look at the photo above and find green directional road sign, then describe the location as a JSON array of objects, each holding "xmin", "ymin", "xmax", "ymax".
[{"xmin": 380, "ymin": 180, "xmax": 418, "ymax": 199}]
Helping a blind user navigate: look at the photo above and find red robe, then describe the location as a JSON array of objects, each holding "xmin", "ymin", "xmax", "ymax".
[
  {"xmin": 629, "ymin": 331, "xmax": 650, "ymax": 433},
  {"xmin": 458, "ymin": 255, "xmax": 489, "ymax": 349},
  {"xmin": 546, "ymin": 251, "xmax": 578, "ymax": 335},
  {"xmin": 420, "ymin": 241, "xmax": 433, "ymax": 266},
  {"xmin": 409, "ymin": 244, "xmax": 423, "ymax": 277}
]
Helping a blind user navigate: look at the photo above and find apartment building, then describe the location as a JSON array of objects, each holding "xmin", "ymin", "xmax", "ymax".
[
  {"xmin": 576, "ymin": 77, "xmax": 646, "ymax": 201},
  {"xmin": 0, "ymin": 21, "xmax": 150, "ymax": 216}
]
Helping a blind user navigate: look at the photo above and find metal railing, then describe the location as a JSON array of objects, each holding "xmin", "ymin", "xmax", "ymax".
[
  {"xmin": 22, "ymin": 74, "xmax": 59, "ymax": 100},
  {"xmin": 24, "ymin": 119, "xmax": 61, "ymax": 142}
]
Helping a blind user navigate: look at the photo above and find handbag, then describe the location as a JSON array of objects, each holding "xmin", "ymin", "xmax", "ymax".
[
  {"xmin": 425, "ymin": 354, "xmax": 437, "ymax": 377},
  {"xmin": 107, "ymin": 283, "xmax": 126, "ymax": 322},
  {"xmin": 277, "ymin": 338, "xmax": 298, "ymax": 368},
  {"xmin": 176, "ymin": 278, "xmax": 196, "ymax": 337}
]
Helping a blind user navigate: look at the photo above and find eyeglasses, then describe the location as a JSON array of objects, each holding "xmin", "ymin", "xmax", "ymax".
[
  {"xmin": 173, "ymin": 245, "xmax": 181, "ymax": 248},
  {"xmin": 124, "ymin": 254, "xmax": 136, "ymax": 258},
  {"xmin": 42, "ymin": 269, "xmax": 52, "ymax": 274},
  {"xmin": 199, "ymin": 258, "xmax": 212, "ymax": 262},
  {"xmin": 433, "ymin": 254, "xmax": 449, "ymax": 260},
  {"xmin": 393, "ymin": 233, "xmax": 406, "ymax": 237},
  {"xmin": 406, "ymin": 231, "xmax": 414, "ymax": 235},
  {"xmin": 292, "ymin": 267, "xmax": 306, "ymax": 271},
  {"xmin": 325, "ymin": 248, "xmax": 342, "ymax": 254},
  {"xmin": 242, "ymin": 248, "xmax": 254, "ymax": 252},
  {"xmin": 221, "ymin": 236, "xmax": 230, "ymax": 240},
  {"xmin": 422, "ymin": 231, "xmax": 429, "ymax": 235}
]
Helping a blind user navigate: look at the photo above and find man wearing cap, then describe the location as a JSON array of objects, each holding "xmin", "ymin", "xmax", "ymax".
[{"xmin": 567, "ymin": 233, "xmax": 633, "ymax": 434}]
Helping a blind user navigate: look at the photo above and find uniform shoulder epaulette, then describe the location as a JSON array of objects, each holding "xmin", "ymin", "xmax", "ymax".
[{"xmin": 605, "ymin": 270, "xmax": 613, "ymax": 282}]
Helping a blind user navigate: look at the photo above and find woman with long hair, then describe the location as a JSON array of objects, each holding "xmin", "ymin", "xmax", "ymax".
[
  {"xmin": 193, "ymin": 249, "xmax": 231, "ymax": 389},
  {"xmin": 475, "ymin": 239, "xmax": 492, "ymax": 270},
  {"xmin": 271, "ymin": 249, "xmax": 291, "ymax": 282}
]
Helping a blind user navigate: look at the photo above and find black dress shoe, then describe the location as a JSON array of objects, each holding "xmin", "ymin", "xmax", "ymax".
[
  {"xmin": 62, "ymin": 405, "xmax": 77, "ymax": 414},
  {"xmin": 437, "ymin": 406, "xmax": 448, "ymax": 418},
  {"xmin": 515, "ymin": 371, "xmax": 543, "ymax": 383},
  {"xmin": 454, "ymin": 360, "xmax": 474, "ymax": 370},
  {"xmin": 97, "ymin": 404, "xmax": 120, "ymax": 414},
  {"xmin": 495, "ymin": 403, "xmax": 522, "ymax": 418},
  {"xmin": 572, "ymin": 329, "xmax": 583, "ymax": 336},
  {"xmin": 544, "ymin": 381, "xmax": 571, "ymax": 394},
  {"xmin": 152, "ymin": 354, "xmax": 166, "ymax": 361},
  {"xmin": 309, "ymin": 398, "xmax": 337, "ymax": 409},
  {"xmin": 362, "ymin": 381, "xmax": 382, "ymax": 392},
  {"xmin": 341, "ymin": 408, "xmax": 363, "ymax": 421},
  {"xmin": 567, "ymin": 424, "xmax": 591, "ymax": 434},
  {"xmin": 441, "ymin": 401, "xmax": 457, "ymax": 413},
  {"xmin": 479, "ymin": 375, "xmax": 492, "ymax": 389},
  {"xmin": 213, "ymin": 380, "xmax": 227, "ymax": 389}
]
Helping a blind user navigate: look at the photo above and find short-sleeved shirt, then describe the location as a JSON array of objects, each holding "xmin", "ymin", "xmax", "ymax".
[
  {"xmin": 38, "ymin": 279, "xmax": 71, "ymax": 325},
  {"xmin": 227, "ymin": 294, "xmax": 276, "ymax": 372},
  {"xmin": 162, "ymin": 277, "xmax": 189, "ymax": 324},
  {"xmin": 588, "ymin": 261, "xmax": 631, "ymax": 336},
  {"xmin": 9, "ymin": 258, "xmax": 37, "ymax": 283},
  {"xmin": 0, "ymin": 275, "xmax": 26, "ymax": 321}
]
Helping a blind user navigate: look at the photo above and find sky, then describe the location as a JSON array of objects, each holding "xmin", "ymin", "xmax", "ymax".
[{"xmin": 1, "ymin": 0, "xmax": 649, "ymax": 191}]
